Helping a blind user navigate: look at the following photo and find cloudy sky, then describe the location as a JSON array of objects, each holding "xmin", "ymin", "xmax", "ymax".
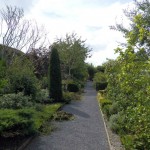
[{"xmin": 0, "ymin": 0, "xmax": 134, "ymax": 66}]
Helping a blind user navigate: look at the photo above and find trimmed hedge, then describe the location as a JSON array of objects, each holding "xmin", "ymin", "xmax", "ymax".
[
  {"xmin": 67, "ymin": 83, "xmax": 79, "ymax": 92},
  {"xmin": 96, "ymin": 82, "xmax": 108, "ymax": 91}
]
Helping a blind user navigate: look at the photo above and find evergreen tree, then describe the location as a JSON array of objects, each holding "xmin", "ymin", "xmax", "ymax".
[{"xmin": 48, "ymin": 47, "xmax": 62, "ymax": 102}]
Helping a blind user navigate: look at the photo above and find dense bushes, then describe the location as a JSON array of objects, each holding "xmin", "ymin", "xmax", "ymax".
[
  {"xmin": 97, "ymin": 1, "xmax": 150, "ymax": 149},
  {"xmin": 7, "ymin": 57, "xmax": 38, "ymax": 97},
  {"xmin": 0, "ymin": 93, "xmax": 32, "ymax": 109},
  {"xmin": 0, "ymin": 104, "xmax": 62, "ymax": 136},
  {"xmin": 67, "ymin": 83, "xmax": 79, "ymax": 92},
  {"xmin": 93, "ymin": 72, "xmax": 107, "ymax": 91}
]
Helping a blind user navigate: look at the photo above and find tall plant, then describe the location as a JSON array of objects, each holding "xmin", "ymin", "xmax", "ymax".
[{"xmin": 48, "ymin": 47, "xmax": 62, "ymax": 102}]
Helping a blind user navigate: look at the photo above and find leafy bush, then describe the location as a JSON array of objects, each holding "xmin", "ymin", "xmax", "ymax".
[
  {"xmin": 0, "ymin": 103, "xmax": 62, "ymax": 136},
  {"xmin": 93, "ymin": 72, "xmax": 107, "ymax": 91},
  {"xmin": 96, "ymin": 82, "xmax": 108, "ymax": 91},
  {"xmin": 102, "ymin": 104, "xmax": 111, "ymax": 118},
  {"xmin": 109, "ymin": 101, "xmax": 120, "ymax": 115},
  {"xmin": 63, "ymin": 92, "xmax": 75, "ymax": 104},
  {"xmin": 63, "ymin": 91, "xmax": 81, "ymax": 104},
  {"xmin": 0, "ymin": 93, "xmax": 33, "ymax": 109},
  {"xmin": 99, "ymin": 98, "xmax": 112, "ymax": 108},
  {"xmin": 40, "ymin": 77, "xmax": 48, "ymax": 89},
  {"xmin": 35, "ymin": 89, "xmax": 52, "ymax": 103},
  {"xmin": 7, "ymin": 57, "xmax": 38, "ymax": 97},
  {"xmin": 109, "ymin": 114, "xmax": 122, "ymax": 133},
  {"xmin": 0, "ymin": 108, "xmax": 35, "ymax": 136},
  {"xmin": 67, "ymin": 83, "xmax": 79, "ymax": 92}
]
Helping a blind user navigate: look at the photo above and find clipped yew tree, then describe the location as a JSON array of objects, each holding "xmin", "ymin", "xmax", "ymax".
[{"xmin": 48, "ymin": 47, "xmax": 62, "ymax": 102}]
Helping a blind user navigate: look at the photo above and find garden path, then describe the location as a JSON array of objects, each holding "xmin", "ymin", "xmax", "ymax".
[{"xmin": 25, "ymin": 81, "xmax": 110, "ymax": 150}]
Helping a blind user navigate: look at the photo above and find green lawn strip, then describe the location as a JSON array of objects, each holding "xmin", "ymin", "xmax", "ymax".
[{"xmin": 0, "ymin": 103, "xmax": 63, "ymax": 136}]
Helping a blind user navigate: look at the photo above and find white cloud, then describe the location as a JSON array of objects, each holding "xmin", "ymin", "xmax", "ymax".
[{"xmin": 0, "ymin": 0, "xmax": 134, "ymax": 65}]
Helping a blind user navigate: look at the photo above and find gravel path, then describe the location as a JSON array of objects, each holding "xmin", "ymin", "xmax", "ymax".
[{"xmin": 25, "ymin": 81, "xmax": 110, "ymax": 150}]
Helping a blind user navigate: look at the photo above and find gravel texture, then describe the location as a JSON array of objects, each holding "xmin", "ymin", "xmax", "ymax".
[{"xmin": 25, "ymin": 81, "xmax": 110, "ymax": 150}]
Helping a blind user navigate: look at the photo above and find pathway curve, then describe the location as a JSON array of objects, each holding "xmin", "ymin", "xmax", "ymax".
[{"xmin": 25, "ymin": 81, "xmax": 110, "ymax": 150}]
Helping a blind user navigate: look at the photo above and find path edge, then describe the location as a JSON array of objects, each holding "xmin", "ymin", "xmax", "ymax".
[{"xmin": 97, "ymin": 95, "xmax": 112, "ymax": 150}]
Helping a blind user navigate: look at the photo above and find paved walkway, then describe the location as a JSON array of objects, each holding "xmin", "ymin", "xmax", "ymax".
[{"xmin": 25, "ymin": 81, "xmax": 110, "ymax": 150}]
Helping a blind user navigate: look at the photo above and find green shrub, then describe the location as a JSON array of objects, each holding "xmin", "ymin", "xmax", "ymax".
[
  {"xmin": 63, "ymin": 91, "xmax": 81, "ymax": 104},
  {"xmin": 109, "ymin": 101, "xmax": 120, "ymax": 115},
  {"xmin": 109, "ymin": 113, "xmax": 125, "ymax": 134},
  {"xmin": 67, "ymin": 83, "xmax": 79, "ymax": 92},
  {"xmin": 93, "ymin": 72, "xmax": 107, "ymax": 90},
  {"xmin": 8, "ymin": 57, "xmax": 38, "ymax": 97},
  {"xmin": 35, "ymin": 89, "xmax": 52, "ymax": 103},
  {"xmin": 48, "ymin": 47, "xmax": 62, "ymax": 102},
  {"xmin": 121, "ymin": 135, "xmax": 135, "ymax": 150},
  {"xmin": 41, "ymin": 77, "xmax": 48, "ymax": 89},
  {"xmin": 96, "ymin": 82, "xmax": 107, "ymax": 91},
  {"xmin": 99, "ymin": 98, "xmax": 112, "ymax": 108},
  {"xmin": 63, "ymin": 92, "xmax": 74, "ymax": 104},
  {"xmin": 0, "ymin": 109, "xmax": 35, "ymax": 136},
  {"xmin": 0, "ymin": 103, "xmax": 62, "ymax": 136},
  {"xmin": 102, "ymin": 104, "xmax": 111, "ymax": 118},
  {"xmin": 0, "ymin": 93, "xmax": 33, "ymax": 109}
]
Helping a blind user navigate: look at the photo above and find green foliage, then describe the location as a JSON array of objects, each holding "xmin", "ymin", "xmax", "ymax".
[
  {"xmin": 93, "ymin": 72, "xmax": 107, "ymax": 91},
  {"xmin": 67, "ymin": 83, "xmax": 79, "ymax": 92},
  {"xmin": 0, "ymin": 59, "xmax": 8, "ymax": 94},
  {"xmin": 96, "ymin": 65, "xmax": 105, "ymax": 73},
  {"xmin": 52, "ymin": 33, "xmax": 91, "ymax": 80},
  {"xmin": 109, "ymin": 113, "xmax": 126, "ymax": 134},
  {"xmin": 63, "ymin": 92, "xmax": 74, "ymax": 104},
  {"xmin": 35, "ymin": 89, "xmax": 52, "ymax": 104},
  {"xmin": 87, "ymin": 63, "xmax": 96, "ymax": 80},
  {"xmin": 63, "ymin": 91, "xmax": 80, "ymax": 103},
  {"xmin": 7, "ymin": 57, "xmax": 38, "ymax": 97},
  {"xmin": 0, "ymin": 103, "xmax": 62, "ymax": 136},
  {"xmin": 106, "ymin": 1, "xmax": 150, "ymax": 149},
  {"xmin": 0, "ymin": 93, "xmax": 32, "ymax": 109},
  {"xmin": 49, "ymin": 47, "xmax": 62, "ymax": 102},
  {"xmin": 40, "ymin": 77, "xmax": 48, "ymax": 89}
]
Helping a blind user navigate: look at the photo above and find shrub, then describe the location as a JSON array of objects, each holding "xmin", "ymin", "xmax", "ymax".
[
  {"xmin": 35, "ymin": 89, "xmax": 52, "ymax": 104},
  {"xmin": 99, "ymin": 98, "xmax": 112, "ymax": 108},
  {"xmin": 0, "ymin": 109, "xmax": 35, "ymax": 136},
  {"xmin": 48, "ymin": 47, "xmax": 62, "ymax": 102},
  {"xmin": 109, "ymin": 114, "xmax": 121, "ymax": 133},
  {"xmin": 102, "ymin": 104, "xmax": 111, "ymax": 118},
  {"xmin": 0, "ymin": 93, "xmax": 33, "ymax": 109},
  {"xmin": 109, "ymin": 101, "xmax": 120, "ymax": 115},
  {"xmin": 63, "ymin": 92, "xmax": 74, "ymax": 104},
  {"xmin": 109, "ymin": 113, "xmax": 125, "ymax": 134},
  {"xmin": 67, "ymin": 83, "xmax": 79, "ymax": 92},
  {"xmin": 93, "ymin": 72, "xmax": 107, "ymax": 91},
  {"xmin": 8, "ymin": 57, "xmax": 38, "ymax": 97},
  {"xmin": 96, "ymin": 82, "xmax": 108, "ymax": 91},
  {"xmin": 0, "ymin": 103, "xmax": 62, "ymax": 136},
  {"xmin": 41, "ymin": 77, "xmax": 48, "ymax": 89}
]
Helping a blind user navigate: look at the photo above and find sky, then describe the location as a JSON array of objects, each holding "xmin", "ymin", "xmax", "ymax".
[{"xmin": 0, "ymin": 0, "xmax": 134, "ymax": 66}]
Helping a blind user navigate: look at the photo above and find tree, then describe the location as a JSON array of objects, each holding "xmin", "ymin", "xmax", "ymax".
[
  {"xmin": 0, "ymin": 5, "xmax": 48, "ymax": 62},
  {"xmin": 52, "ymin": 33, "xmax": 91, "ymax": 80},
  {"xmin": 48, "ymin": 47, "xmax": 62, "ymax": 102},
  {"xmin": 107, "ymin": 1, "xmax": 150, "ymax": 148},
  {"xmin": 87, "ymin": 63, "xmax": 96, "ymax": 80}
]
